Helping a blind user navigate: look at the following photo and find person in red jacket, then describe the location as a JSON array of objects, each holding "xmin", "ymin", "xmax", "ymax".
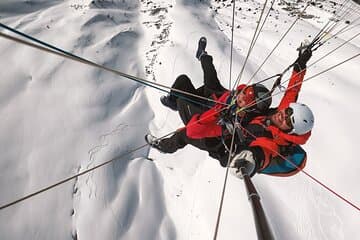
[
  {"xmin": 228, "ymin": 47, "xmax": 315, "ymax": 178},
  {"xmin": 159, "ymin": 37, "xmax": 271, "ymax": 127},
  {"xmin": 146, "ymin": 37, "xmax": 272, "ymax": 156}
]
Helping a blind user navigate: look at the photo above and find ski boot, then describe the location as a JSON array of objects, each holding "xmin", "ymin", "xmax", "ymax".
[
  {"xmin": 145, "ymin": 134, "xmax": 164, "ymax": 153},
  {"xmin": 196, "ymin": 36, "xmax": 207, "ymax": 60}
]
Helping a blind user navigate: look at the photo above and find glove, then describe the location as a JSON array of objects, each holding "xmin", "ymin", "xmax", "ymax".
[
  {"xmin": 294, "ymin": 43, "xmax": 312, "ymax": 72},
  {"xmin": 229, "ymin": 149, "xmax": 257, "ymax": 179},
  {"xmin": 223, "ymin": 120, "xmax": 234, "ymax": 134},
  {"xmin": 218, "ymin": 109, "xmax": 235, "ymax": 135},
  {"xmin": 298, "ymin": 48, "xmax": 312, "ymax": 64}
]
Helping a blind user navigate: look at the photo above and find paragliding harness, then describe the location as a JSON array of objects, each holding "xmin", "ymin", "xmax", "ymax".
[
  {"xmin": 259, "ymin": 144, "xmax": 307, "ymax": 177},
  {"xmin": 220, "ymin": 113, "xmax": 308, "ymax": 176}
]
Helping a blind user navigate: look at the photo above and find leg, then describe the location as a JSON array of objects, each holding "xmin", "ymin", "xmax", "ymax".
[
  {"xmin": 205, "ymin": 138, "xmax": 230, "ymax": 167},
  {"xmin": 169, "ymin": 74, "xmax": 199, "ymax": 102},
  {"xmin": 162, "ymin": 74, "xmax": 202, "ymax": 111},
  {"xmin": 157, "ymin": 130, "xmax": 188, "ymax": 153},
  {"xmin": 161, "ymin": 130, "xmax": 213, "ymax": 155},
  {"xmin": 200, "ymin": 54, "xmax": 227, "ymax": 96},
  {"xmin": 146, "ymin": 130, "xmax": 215, "ymax": 155},
  {"xmin": 177, "ymin": 98, "xmax": 207, "ymax": 125}
]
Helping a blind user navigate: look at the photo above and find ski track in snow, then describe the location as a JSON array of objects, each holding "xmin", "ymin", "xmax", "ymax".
[
  {"xmin": 140, "ymin": 0, "xmax": 174, "ymax": 82},
  {"xmin": 139, "ymin": 0, "xmax": 177, "ymax": 132}
]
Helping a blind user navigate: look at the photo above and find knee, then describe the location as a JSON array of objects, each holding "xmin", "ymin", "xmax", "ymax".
[
  {"xmin": 176, "ymin": 74, "xmax": 191, "ymax": 84},
  {"xmin": 173, "ymin": 75, "xmax": 194, "ymax": 92},
  {"xmin": 202, "ymin": 54, "xmax": 213, "ymax": 61}
]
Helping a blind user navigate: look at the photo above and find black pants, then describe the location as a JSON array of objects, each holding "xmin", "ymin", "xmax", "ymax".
[
  {"xmin": 170, "ymin": 54, "xmax": 227, "ymax": 125},
  {"xmin": 159, "ymin": 54, "xmax": 228, "ymax": 160},
  {"xmin": 157, "ymin": 129, "xmax": 230, "ymax": 167},
  {"xmin": 168, "ymin": 54, "xmax": 227, "ymax": 104}
]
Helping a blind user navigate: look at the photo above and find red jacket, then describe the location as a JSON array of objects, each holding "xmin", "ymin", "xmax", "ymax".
[
  {"xmin": 187, "ymin": 68, "xmax": 309, "ymax": 139},
  {"xmin": 186, "ymin": 84, "xmax": 247, "ymax": 139},
  {"xmin": 247, "ymin": 69, "xmax": 311, "ymax": 173}
]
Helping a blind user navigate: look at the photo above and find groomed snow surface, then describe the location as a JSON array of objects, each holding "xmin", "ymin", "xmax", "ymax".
[{"xmin": 0, "ymin": 0, "xmax": 359, "ymax": 239}]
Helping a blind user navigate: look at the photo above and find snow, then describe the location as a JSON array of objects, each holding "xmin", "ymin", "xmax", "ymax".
[{"xmin": 0, "ymin": 0, "xmax": 359, "ymax": 239}]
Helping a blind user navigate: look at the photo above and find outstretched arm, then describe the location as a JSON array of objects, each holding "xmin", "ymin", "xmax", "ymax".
[{"xmin": 278, "ymin": 48, "xmax": 312, "ymax": 109}]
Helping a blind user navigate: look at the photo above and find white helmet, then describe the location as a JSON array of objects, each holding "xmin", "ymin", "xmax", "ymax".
[{"xmin": 288, "ymin": 103, "xmax": 314, "ymax": 135}]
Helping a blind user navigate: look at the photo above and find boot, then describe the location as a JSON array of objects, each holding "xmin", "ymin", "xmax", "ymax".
[
  {"xmin": 145, "ymin": 134, "xmax": 165, "ymax": 153},
  {"xmin": 196, "ymin": 36, "xmax": 207, "ymax": 60}
]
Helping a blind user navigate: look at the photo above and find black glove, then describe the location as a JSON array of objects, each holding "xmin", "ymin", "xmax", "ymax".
[
  {"xmin": 294, "ymin": 48, "xmax": 312, "ymax": 72},
  {"xmin": 218, "ymin": 106, "xmax": 237, "ymax": 135},
  {"xmin": 218, "ymin": 117, "xmax": 234, "ymax": 135}
]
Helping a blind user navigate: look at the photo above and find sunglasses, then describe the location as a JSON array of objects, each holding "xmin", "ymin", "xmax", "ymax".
[{"xmin": 284, "ymin": 107, "xmax": 294, "ymax": 129}]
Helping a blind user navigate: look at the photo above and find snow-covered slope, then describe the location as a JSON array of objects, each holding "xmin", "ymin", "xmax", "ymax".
[
  {"xmin": 0, "ymin": 0, "xmax": 359, "ymax": 239},
  {"xmin": 0, "ymin": 1, "xmax": 172, "ymax": 239}
]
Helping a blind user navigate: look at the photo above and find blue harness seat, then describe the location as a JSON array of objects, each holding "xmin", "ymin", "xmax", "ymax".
[{"xmin": 259, "ymin": 145, "xmax": 307, "ymax": 177}]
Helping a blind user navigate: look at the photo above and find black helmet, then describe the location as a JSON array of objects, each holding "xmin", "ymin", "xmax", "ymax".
[{"xmin": 247, "ymin": 83, "xmax": 272, "ymax": 112}]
